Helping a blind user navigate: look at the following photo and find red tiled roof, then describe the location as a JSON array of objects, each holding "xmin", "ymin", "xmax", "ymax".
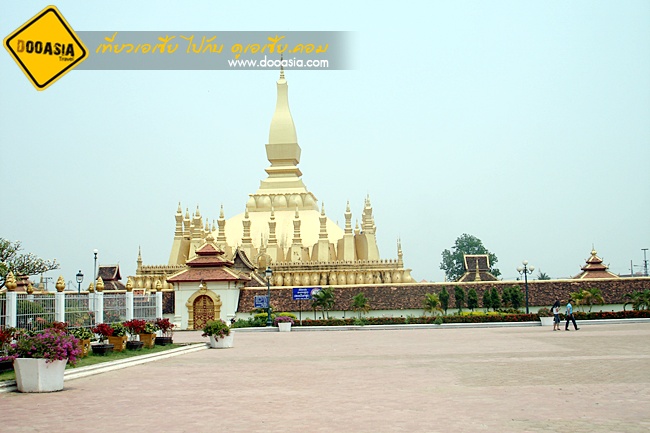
[{"xmin": 167, "ymin": 267, "xmax": 250, "ymax": 283}]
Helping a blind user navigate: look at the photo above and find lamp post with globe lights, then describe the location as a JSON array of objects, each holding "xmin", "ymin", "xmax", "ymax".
[
  {"xmin": 76, "ymin": 270, "xmax": 83, "ymax": 294},
  {"xmin": 517, "ymin": 261, "xmax": 535, "ymax": 314},
  {"xmin": 265, "ymin": 267, "xmax": 273, "ymax": 327}
]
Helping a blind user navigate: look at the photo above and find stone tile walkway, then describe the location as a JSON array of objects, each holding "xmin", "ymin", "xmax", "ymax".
[{"xmin": 1, "ymin": 323, "xmax": 649, "ymax": 432}]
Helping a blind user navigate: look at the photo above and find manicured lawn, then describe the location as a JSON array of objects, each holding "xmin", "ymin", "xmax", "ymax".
[{"xmin": 0, "ymin": 344, "xmax": 182, "ymax": 382}]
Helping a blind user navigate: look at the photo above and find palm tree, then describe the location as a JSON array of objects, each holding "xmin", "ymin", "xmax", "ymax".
[
  {"xmin": 351, "ymin": 292, "xmax": 370, "ymax": 318},
  {"xmin": 312, "ymin": 287, "xmax": 335, "ymax": 319},
  {"xmin": 624, "ymin": 290, "xmax": 650, "ymax": 311},
  {"xmin": 584, "ymin": 288, "xmax": 605, "ymax": 312},
  {"xmin": 423, "ymin": 293, "xmax": 443, "ymax": 316},
  {"xmin": 570, "ymin": 290, "xmax": 585, "ymax": 312}
]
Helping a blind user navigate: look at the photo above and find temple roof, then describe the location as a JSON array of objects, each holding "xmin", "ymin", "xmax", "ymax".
[
  {"xmin": 457, "ymin": 254, "xmax": 498, "ymax": 282},
  {"xmin": 97, "ymin": 265, "xmax": 126, "ymax": 291},
  {"xmin": 167, "ymin": 238, "xmax": 249, "ymax": 283},
  {"xmin": 572, "ymin": 249, "xmax": 619, "ymax": 279}
]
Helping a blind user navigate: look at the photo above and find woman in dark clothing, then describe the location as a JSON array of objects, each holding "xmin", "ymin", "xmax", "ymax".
[{"xmin": 552, "ymin": 300, "xmax": 561, "ymax": 331}]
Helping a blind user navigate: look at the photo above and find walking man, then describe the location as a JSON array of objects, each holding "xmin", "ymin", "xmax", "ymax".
[{"xmin": 565, "ymin": 298, "xmax": 579, "ymax": 331}]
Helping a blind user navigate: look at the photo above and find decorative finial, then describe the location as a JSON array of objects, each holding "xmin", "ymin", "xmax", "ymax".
[
  {"xmin": 96, "ymin": 277, "xmax": 104, "ymax": 292},
  {"xmin": 5, "ymin": 271, "xmax": 17, "ymax": 292},
  {"xmin": 55, "ymin": 276, "xmax": 66, "ymax": 292}
]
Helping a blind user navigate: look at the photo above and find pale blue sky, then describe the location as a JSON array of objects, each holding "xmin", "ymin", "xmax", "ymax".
[{"xmin": 1, "ymin": 1, "xmax": 649, "ymax": 288}]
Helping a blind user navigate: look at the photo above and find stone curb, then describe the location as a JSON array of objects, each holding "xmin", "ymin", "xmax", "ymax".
[{"xmin": 0, "ymin": 343, "xmax": 207, "ymax": 394}]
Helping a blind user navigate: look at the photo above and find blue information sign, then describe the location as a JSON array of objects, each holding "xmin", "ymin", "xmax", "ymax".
[
  {"xmin": 292, "ymin": 287, "xmax": 321, "ymax": 300},
  {"xmin": 254, "ymin": 295, "xmax": 269, "ymax": 308}
]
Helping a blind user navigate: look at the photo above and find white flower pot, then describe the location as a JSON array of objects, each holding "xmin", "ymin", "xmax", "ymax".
[
  {"xmin": 14, "ymin": 358, "xmax": 67, "ymax": 392},
  {"xmin": 209, "ymin": 333, "xmax": 234, "ymax": 349},
  {"xmin": 278, "ymin": 322, "xmax": 292, "ymax": 332},
  {"xmin": 540, "ymin": 316, "xmax": 555, "ymax": 327}
]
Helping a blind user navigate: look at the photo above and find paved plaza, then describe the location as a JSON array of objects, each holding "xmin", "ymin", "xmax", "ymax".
[{"xmin": 1, "ymin": 323, "xmax": 649, "ymax": 433}]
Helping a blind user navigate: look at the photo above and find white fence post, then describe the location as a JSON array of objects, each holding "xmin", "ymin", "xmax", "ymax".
[
  {"xmin": 125, "ymin": 291, "xmax": 134, "ymax": 321},
  {"xmin": 6, "ymin": 291, "xmax": 17, "ymax": 328},
  {"xmin": 55, "ymin": 276, "xmax": 66, "ymax": 323},
  {"xmin": 5, "ymin": 272, "xmax": 18, "ymax": 327},
  {"xmin": 125, "ymin": 277, "xmax": 134, "ymax": 320},
  {"xmin": 94, "ymin": 278, "xmax": 104, "ymax": 324},
  {"xmin": 156, "ymin": 290, "xmax": 163, "ymax": 319}
]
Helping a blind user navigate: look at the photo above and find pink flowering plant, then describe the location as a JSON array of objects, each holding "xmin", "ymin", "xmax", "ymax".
[
  {"xmin": 11, "ymin": 327, "xmax": 81, "ymax": 366},
  {"xmin": 273, "ymin": 316, "xmax": 295, "ymax": 326}
]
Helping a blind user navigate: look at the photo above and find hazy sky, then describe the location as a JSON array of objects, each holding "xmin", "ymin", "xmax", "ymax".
[{"xmin": 1, "ymin": 1, "xmax": 649, "ymax": 289}]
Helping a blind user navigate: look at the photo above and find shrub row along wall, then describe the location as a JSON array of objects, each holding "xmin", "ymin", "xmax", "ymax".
[{"xmin": 237, "ymin": 278, "xmax": 650, "ymax": 313}]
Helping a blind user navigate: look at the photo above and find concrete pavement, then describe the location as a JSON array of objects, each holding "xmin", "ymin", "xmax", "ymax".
[{"xmin": 1, "ymin": 323, "xmax": 649, "ymax": 432}]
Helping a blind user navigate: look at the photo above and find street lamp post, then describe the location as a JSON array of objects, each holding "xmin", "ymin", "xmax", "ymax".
[
  {"xmin": 93, "ymin": 249, "xmax": 98, "ymax": 285},
  {"xmin": 265, "ymin": 267, "xmax": 273, "ymax": 327},
  {"xmin": 642, "ymin": 248, "xmax": 648, "ymax": 277},
  {"xmin": 517, "ymin": 260, "xmax": 535, "ymax": 314},
  {"xmin": 76, "ymin": 270, "xmax": 84, "ymax": 294}
]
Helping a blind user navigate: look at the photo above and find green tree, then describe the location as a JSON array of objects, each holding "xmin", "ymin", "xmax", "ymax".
[
  {"xmin": 311, "ymin": 287, "xmax": 335, "ymax": 319},
  {"xmin": 454, "ymin": 286, "xmax": 465, "ymax": 313},
  {"xmin": 537, "ymin": 271, "xmax": 551, "ymax": 280},
  {"xmin": 490, "ymin": 288, "xmax": 501, "ymax": 311},
  {"xmin": 509, "ymin": 285, "xmax": 524, "ymax": 310},
  {"xmin": 423, "ymin": 293, "xmax": 443, "ymax": 316},
  {"xmin": 482, "ymin": 289, "xmax": 492, "ymax": 312},
  {"xmin": 502, "ymin": 286, "xmax": 524, "ymax": 310},
  {"xmin": 351, "ymin": 292, "xmax": 370, "ymax": 318},
  {"xmin": 440, "ymin": 234, "xmax": 500, "ymax": 282},
  {"xmin": 439, "ymin": 287, "xmax": 450, "ymax": 315},
  {"xmin": 467, "ymin": 288, "xmax": 479, "ymax": 311},
  {"xmin": 0, "ymin": 238, "xmax": 59, "ymax": 290}
]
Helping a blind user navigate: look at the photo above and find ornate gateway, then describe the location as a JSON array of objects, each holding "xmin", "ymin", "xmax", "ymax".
[{"xmin": 185, "ymin": 282, "xmax": 223, "ymax": 330}]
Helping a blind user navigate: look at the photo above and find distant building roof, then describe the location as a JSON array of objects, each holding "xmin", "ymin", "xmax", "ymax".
[
  {"xmin": 457, "ymin": 254, "xmax": 498, "ymax": 282},
  {"xmin": 97, "ymin": 265, "xmax": 126, "ymax": 290},
  {"xmin": 572, "ymin": 249, "xmax": 619, "ymax": 279}
]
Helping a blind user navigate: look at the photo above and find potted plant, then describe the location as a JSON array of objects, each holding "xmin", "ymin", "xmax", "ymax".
[
  {"xmin": 154, "ymin": 318, "xmax": 175, "ymax": 346},
  {"xmin": 91, "ymin": 323, "xmax": 115, "ymax": 355},
  {"xmin": 537, "ymin": 307, "xmax": 554, "ymax": 327},
  {"xmin": 0, "ymin": 327, "xmax": 20, "ymax": 372},
  {"xmin": 108, "ymin": 322, "xmax": 128, "ymax": 352},
  {"xmin": 70, "ymin": 327, "xmax": 94, "ymax": 358},
  {"xmin": 139, "ymin": 321, "xmax": 157, "ymax": 348},
  {"xmin": 274, "ymin": 316, "xmax": 295, "ymax": 332},
  {"xmin": 11, "ymin": 324, "xmax": 81, "ymax": 392},
  {"xmin": 123, "ymin": 319, "xmax": 146, "ymax": 350},
  {"xmin": 202, "ymin": 319, "xmax": 233, "ymax": 349}
]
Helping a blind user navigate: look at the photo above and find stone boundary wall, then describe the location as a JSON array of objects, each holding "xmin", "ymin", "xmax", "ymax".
[{"xmin": 237, "ymin": 278, "xmax": 650, "ymax": 314}]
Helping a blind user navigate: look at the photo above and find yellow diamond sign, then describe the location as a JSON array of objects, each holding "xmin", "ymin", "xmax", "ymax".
[{"xmin": 4, "ymin": 6, "xmax": 87, "ymax": 91}]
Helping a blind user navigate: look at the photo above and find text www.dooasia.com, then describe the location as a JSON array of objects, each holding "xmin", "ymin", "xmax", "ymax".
[{"xmin": 228, "ymin": 55, "xmax": 329, "ymax": 69}]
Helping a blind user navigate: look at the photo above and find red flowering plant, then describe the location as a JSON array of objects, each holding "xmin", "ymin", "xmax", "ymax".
[
  {"xmin": 92, "ymin": 323, "xmax": 114, "ymax": 344},
  {"xmin": 154, "ymin": 318, "xmax": 175, "ymax": 337},
  {"xmin": 1, "ymin": 327, "xmax": 22, "ymax": 362},
  {"xmin": 123, "ymin": 319, "xmax": 146, "ymax": 340},
  {"xmin": 11, "ymin": 327, "xmax": 81, "ymax": 366}
]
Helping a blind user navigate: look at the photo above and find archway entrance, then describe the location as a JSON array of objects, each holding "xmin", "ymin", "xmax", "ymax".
[
  {"xmin": 186, "ymin": 283, "xmax": 223, "ymax": 330},
  {"xmin": 193, "ymin": 295, "xmax": 214, "ymax": 330}
]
